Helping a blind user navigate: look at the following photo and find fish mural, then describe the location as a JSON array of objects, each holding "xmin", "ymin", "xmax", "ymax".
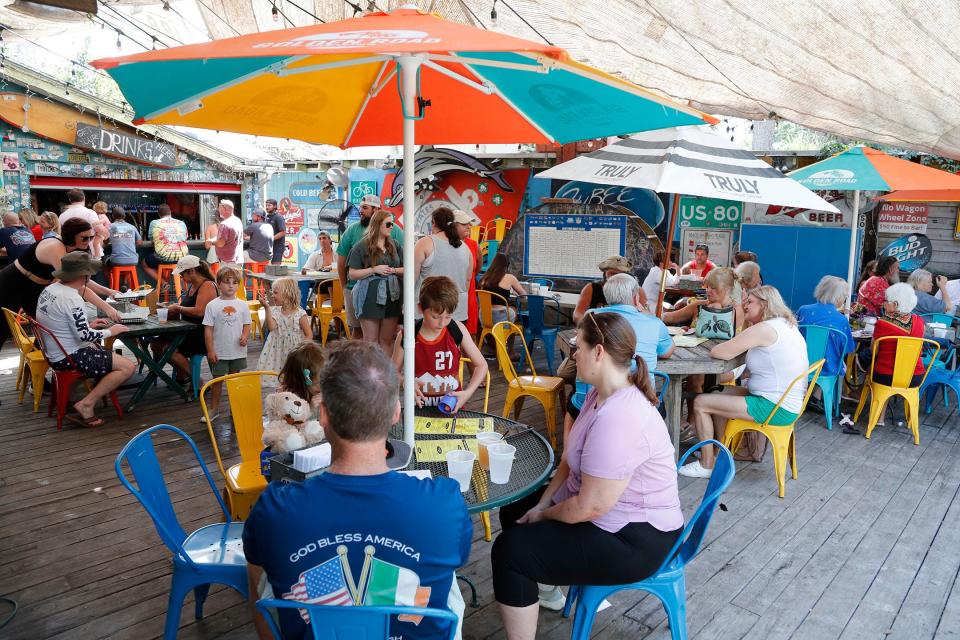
[{"xmin": 385, "ymin": 147, "xmax": 513, "ymax": 207}]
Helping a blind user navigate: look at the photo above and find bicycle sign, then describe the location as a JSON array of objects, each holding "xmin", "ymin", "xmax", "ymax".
[{"xmin": 350, "ymin": 180, "xmax": 377, "ymax": 204}]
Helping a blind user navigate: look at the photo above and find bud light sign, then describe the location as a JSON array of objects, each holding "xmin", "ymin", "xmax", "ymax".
[{"xmin": 878, "ymin": 234, "xmax": 933, "ymax": 272}]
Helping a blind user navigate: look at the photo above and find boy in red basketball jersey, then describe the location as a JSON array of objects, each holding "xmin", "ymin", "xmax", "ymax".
[{"xmin": 394, "ymin": 276, "xmax": 488, "ymax": 413}]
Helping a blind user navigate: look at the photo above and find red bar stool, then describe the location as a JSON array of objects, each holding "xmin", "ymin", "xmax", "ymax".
[
  {"xmin": 156, "ymin": 263, "xmax": 182, "ymax": 303},
  {"xmin": 110, "ymin": 264, "xmax": 139, "ymax": 292}
]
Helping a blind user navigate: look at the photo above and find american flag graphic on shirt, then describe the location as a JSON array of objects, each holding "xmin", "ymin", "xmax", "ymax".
[{"xmin": 284, "ymin": 557, "xmax": 354, "ymax": 621}]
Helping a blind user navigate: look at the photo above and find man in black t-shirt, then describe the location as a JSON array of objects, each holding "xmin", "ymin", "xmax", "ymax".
[{"xmin": 265, "ymin": 199, "xmax": 286, "ymax": 264}]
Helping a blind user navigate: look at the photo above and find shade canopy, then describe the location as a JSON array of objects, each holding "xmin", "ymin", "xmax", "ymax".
[
  {"xmin": 537, "ymin": 126, "xmax": 838, "ymax": 212},
  {"xmin": 91, "ymin": 8, "xmax": 711, "ymax": 146},
  {"xmin": 789, "ymin": 146, "xmax": 960, "ymax": 192},
  {"xmin": 879, "ymin": 190, "xmax": 960, "ymax": 202}
]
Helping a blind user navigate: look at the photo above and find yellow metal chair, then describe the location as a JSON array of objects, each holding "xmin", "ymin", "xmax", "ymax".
[
  {"xmin": 853, "ymin": 336, "xmax": 939, "ymax": 445},
  {"xmin": 469, "ymin": 225, "xmax": 484, "ymax": 243},
  {"xmin": 483, "ymin": 217, "xmax": 512, "ymax": 242},
  {"xmin": 458, "ymin": 355, "xmax": 493, "ymax": 541},
  {"xmin": 237, "ymin": 281, "xmax": 264, "ymax": 340},
  {"xmin": 722, "ymin": 359, "xmax": 825, "ymax": 498},
  {"xmin": 492, "ymin": 321, "xmax": 565, "ymax": 451},
  {"xmin": 2, "ymin": 307, "xmax": 48, "ymax": 412},
  {"xmin": 200, "ymin": 371, "xmax": 278, "ymax": 520},
  {"xmin": 316, "ymin": 279, "xmax": 349, "ymax": 346},
  {"xmin": 306, "ymin": 283, "xmax": 330, "ymax": 337},
  {"xmin": 477, "ymin": 290, "xmax": 511, "ymax": 356}
]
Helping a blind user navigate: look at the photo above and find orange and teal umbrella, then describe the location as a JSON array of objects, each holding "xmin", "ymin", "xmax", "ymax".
[
  {"xmin": 93, "ymin": 7, "xmax": 714, "ymax": 446},
  {"xmin": 790, "ymin": 145, "xmax": 960, "ymax": 308}
]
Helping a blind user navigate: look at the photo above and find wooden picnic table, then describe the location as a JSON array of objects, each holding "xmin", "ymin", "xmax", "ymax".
[{"xmin": 558, "ymin": 328, "xmax": 745, "ymax": 457}]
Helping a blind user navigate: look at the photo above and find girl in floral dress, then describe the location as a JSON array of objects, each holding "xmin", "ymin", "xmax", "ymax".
[{"xmin": 257, "ymin": 277, "xmax": 312, "ymax": 387}]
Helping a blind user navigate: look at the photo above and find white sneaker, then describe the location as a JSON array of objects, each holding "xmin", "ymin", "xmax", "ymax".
[
  {"xmin": 679, "ymin": 460, "xmax": 713, "ymax": 478},
  {"xmin": 538, "ymin": 585, "xmax": 566, "ymax": 611}
]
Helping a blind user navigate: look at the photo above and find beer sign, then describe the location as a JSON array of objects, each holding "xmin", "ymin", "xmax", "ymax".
[{"xmin": 878, "ymin": 233, "xmax": 933, "ymax": 272}]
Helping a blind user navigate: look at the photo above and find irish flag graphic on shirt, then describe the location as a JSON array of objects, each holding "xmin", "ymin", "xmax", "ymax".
[{"xmin": 363, "ymin": 556, "xmax": 431, "ymax": 624}]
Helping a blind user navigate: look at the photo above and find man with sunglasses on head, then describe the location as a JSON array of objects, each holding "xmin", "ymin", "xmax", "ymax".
[{"xmin": 336, "ymin": 194, "xmax": 403, "ymax": 338}]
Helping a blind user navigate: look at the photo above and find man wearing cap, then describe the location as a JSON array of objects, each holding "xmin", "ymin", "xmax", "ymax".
[
  {"xmin": 337, "ymin": 194, "xmax": 403, "ymax": 338},
  {"xmin": 36, "ymin": 251, "xmax": 135, "ymax": 427},
  {"xmin": 453, "ymin": 210, "xmax": 482, "ymax": 334},
  {"xmin": 243, "ymin": 210, "xmax": 274, "ymax": 264},
  {"xmin": 213, "ymin": 199, "xmax": 244, "ymax": 266},
  {"xmin": 265, "ymin": 199, "xmax": 286, "ymax": 265},
  {"xmin": 243, "ymin": 340, "xmax": 471, "ymax": 640},
  {"xmin": 680, "ymin": 244, "xmax": 716, "ymax": 278}
]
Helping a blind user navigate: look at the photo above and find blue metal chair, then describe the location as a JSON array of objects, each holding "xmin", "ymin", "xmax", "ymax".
[
  {"xmin": 255, "ymin": 599, "xmax": 459, "ymax": 640},
  {"xmin": 919, "ymin": 313, "xmax": 957, "ymax": 407},
  {"xmin": 528, "ymin": 277, "xmax": 555, "ymax": 289},
  {"xmin": 115, "ymin": 425, "xmax": 248, "ymax": 640},
  {"xmin": 654, "ymin": 370, "xmax": 669, "ymax": 405},
  {"xmin": 920, "ymin": 312, "xmax": 956, "ymax": 326},
  {"xmin": 562, "ymin": 439, "xmax": 735, "ymax": 640},
  {"xmin": 190, "ymin": 354, "xmax": 206, "ymax": 400},
  {"xmin": 798, "ymin": 325, "xmax": 849, "ymax": 430},
  {"xmin": 921, "ymin": 366, "xmax": 960, "ymax": 415},
  {"xmin": 516, "ymin": 294, "xmax": 560, "ymax": 375}
]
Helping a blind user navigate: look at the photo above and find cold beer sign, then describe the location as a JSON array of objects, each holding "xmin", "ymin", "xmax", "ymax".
[
  {"xmin": 879, "ymin": 234, "xmax": 933, "ymax": 272},
  {"xmin": 877, "ymin": 202, "xmax": 928, "ymax": 234}
]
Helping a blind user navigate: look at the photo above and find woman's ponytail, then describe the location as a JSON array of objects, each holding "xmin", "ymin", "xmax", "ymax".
[
  {"xmin": 630, "ymin": 354, "xmax": 658, "ymax": 405},
  {"xmin": 432, "ymin": 207, "xmax": 463, "ymax": 248}
]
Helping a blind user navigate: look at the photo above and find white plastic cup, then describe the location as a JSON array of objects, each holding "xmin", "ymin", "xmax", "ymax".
[
  {"xmin": 935, "ymin": 327, "xmax": 948, "ymax": 339},
  {"xmin": 476, "ymin": 432, "xmax": 504, "ymax": 470},
  {"xmin": 445, "ymin": 450, "xmax": 476, "ymax": 492},
  {"xmin": 487, "ymin": 443, "xmax": 517, "ymax": 485},
  {"xmin": 157, "ymin": 308, "xmax": 169, "ymax": 324}
]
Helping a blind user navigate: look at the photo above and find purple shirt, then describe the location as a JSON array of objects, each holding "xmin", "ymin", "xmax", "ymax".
[{"xmin": 552, "ymin": 385, "xmax": 683, "ymax": 533}]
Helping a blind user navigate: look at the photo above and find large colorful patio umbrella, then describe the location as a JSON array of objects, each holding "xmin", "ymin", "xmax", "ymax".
[
  {"xmin": 537, "ymin": 126, "xmax": 839, "ymax": 314},
  {"xmin": 92, "ymin": 7, "xmax": 713, "ymax": 447},
  {"xmin": 789, "ymin": 145, "xmax": 960, "ymax": 310}
]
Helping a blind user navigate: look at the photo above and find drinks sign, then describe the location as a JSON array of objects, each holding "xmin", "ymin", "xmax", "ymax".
[
  {"xmin": 74, "ymin": 123, "xmax": 176, "ymax": 167},
  {"xmin": 877, "ymin": 202, "xmax": 928, "ymax": 234},
  {"xmin": 678, "ymin": 196, "xmax": 742, "ymax": 229}
]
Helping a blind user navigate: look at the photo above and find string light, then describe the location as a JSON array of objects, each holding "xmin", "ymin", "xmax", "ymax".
[
  {"xmin": 271, "ymin": 2, "xmax": 279, "ymax": 22},
  {"xmin": 490, "ymin": 0, "xmax": 497, "ymax": 20},
  {"xmin": 116, "ymin": 29, "xmax": 122, "ymax": 50}
]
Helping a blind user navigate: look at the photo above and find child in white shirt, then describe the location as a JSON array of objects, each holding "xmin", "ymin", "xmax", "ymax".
[{"xmin": 202, "ymin": 265, "xmax": 252, "ymax": 418}]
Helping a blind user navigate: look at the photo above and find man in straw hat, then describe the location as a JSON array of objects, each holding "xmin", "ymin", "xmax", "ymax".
[{"xmin": 36, "ymin": 251, "xmax": 135, "ymax": 427}]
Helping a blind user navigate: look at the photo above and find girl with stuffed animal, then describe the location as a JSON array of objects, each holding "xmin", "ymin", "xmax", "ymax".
[
  {"xmin": 277, "ymin": 342, "xmax": 325, "ymax": 415},
  {"xmin": 262, "ymin": 343, "xmax": 327, "ymax": 454},
  {"xmin": 257, "ymin": 277, "xmax": 312, "ymax": 386}
]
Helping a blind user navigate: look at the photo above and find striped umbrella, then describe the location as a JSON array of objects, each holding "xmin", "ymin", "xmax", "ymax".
[{"xmin": 537, "ymin": 126, "xmax": 838, "ymax": 313}]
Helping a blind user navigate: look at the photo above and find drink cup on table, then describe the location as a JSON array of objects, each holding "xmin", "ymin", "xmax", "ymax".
[
  {"xmin": 445, "ymin": 450, "xmax": 476, "ymax": 492},
  {"xmin": 487, "ymin": 443, "xmax": 517, "ymax": 484},
  {"xmin": 157, "ymin": 306, "xmax": 169, "ymax": 324},
  {"xmin": 476, "ymin": 432, "xmax": 504, "ymax": 470}
]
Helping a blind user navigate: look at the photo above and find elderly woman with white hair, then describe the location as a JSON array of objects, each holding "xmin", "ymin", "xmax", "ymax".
[
  {"xmin": 907, "ymin": 268, "xmax": 953, "ymax": 317},
  {"xmin": 732, "ymin": 260, "xmax": 762, "ymax": 303},
  {"xmin": 867, "ymin": 282, "xmax": 927, "ymax": 388},
  {"xmin": 796, "ymin": 276, "xmax": 856, "ymax": 377},
  {"xmin": 681, "ymin": 285, "xmax": 809, "ymax": 478}
]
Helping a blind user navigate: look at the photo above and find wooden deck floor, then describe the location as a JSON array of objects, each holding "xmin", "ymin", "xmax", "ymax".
[{"xmin": 2, "ymin": 338, "xmax": 960, "ymax": 640}]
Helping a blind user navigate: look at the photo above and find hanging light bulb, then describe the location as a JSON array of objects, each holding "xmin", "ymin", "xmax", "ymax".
[
  {"xmin": 116, "ymin": 30, "xmax": 122, "ymax": 49},
  {"xmin": 151, "ymin": 36, "xmax": 157, "ymax": 50},
  {"xmin": 272, "ymin": 3, "xmax": 279, "ymax": 21},
  {"xmin": 491, "ymin": 0, "xmax": 497, "ymax": 19},
  {"xmin": 162, "ymin": 0, "xmax": 170, "ymax": 8}
]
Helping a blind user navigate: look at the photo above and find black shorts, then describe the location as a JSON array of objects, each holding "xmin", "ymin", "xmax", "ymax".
[
  {"xmin": 50, "ymin": 346, "xmax": 114, "ymax": 380},
  {"xmin": 143, "ymin": 253, "xmax": 178, "ymax": 269}
]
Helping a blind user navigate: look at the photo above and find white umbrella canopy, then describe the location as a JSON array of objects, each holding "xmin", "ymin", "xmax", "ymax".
[
  {"xmin": 539, "ymin": 126, "xmax": 840, "ymax": 212},
  {"xmin": 538, "ymin": 126, "xmax": 839, "ymax": 313}
]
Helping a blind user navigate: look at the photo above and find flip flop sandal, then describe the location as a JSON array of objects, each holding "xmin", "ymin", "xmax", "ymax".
[
  {"xmin": 842, "ymin": 425, "xmax": 860, "ymax": 435},
  {"xmin": 65, "ymin": 413, "xmax": 105, "ymax": 428}
]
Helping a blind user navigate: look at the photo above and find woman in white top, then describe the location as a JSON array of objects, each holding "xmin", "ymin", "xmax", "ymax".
[
  {"xmin": 413, "ymin": 207, "xmax": 473, "ymax": 321},
  {"xmin": 680, "ymin": 285, "xmax": 808, "ymax": 478},
  {"xmin": 642, "ymin": 249, "xmax": 680, "ymax": 313}
]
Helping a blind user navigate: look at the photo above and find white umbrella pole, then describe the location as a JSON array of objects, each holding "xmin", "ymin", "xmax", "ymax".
[
  {"xmin": 845, "ymin": 189, "xmax": 860, "ymax": 314},
  {"xmin": 400, "ymin": 56, "xmax": 420, "ymax": 447}
]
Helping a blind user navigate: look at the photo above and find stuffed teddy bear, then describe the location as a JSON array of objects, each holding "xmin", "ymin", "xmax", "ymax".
[{"xmin": 262, "ymin": 391, "xmax": 325, "ymax": 454}]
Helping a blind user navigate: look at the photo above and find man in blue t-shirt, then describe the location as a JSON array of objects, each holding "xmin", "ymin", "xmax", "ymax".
[
  {"xmin": 243, "ymin": 340, "xmax": 472, "ymax": 640},
  {"xmin": 107, "ymin": 206, "xmax": 142, "ymax": 266},
  {"xmin": 566, "ymin": 273, "xmax": 674, "ymax": 431},
  {"xmin": 0, "ymin": 211, "xmax": 36, "ymax": 266}
]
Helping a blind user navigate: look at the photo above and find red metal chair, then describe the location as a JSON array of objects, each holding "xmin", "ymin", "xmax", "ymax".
[{"xmin": 29, "ymin": 317, "xmax": 123, "ymax": 430}]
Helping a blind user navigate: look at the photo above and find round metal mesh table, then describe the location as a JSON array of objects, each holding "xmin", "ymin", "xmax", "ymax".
[{"xmin": 391, "ymin": 409, "xmax": 556, "ymax": 514}]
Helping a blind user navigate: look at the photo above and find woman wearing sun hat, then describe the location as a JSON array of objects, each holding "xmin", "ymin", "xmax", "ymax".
[
  {"xmin": 160, "ymin": 254, "xmax": 219, "ymax": 387},
  {"xmin": 35, "ymin": 251, "xmax": 135, "ymax": 427}
]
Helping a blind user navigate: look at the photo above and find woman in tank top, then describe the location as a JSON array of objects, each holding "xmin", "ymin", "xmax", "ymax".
[
  {"xmin": 679, "ymin": 285, "xmax": 809, "ymax": 478},
  {"xmin": 413, "ymin": 207, "xmax": 473, "ymax": 322},
  {"xmin": 478, "ymin": 253, "xmax": 527, "ymax": 324},
  {"xmin": 0, "ymin": 218, "xmax": 120, "ymax": 350}
]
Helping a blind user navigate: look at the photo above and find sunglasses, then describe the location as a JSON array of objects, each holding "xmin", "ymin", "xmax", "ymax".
[
  {"xmin": 78, "ymin": 234, "xmax": 95, "ymax": 241},
  {"xmin": 384, "ymin": 221, "xmax": 394, "ymax": 228}
]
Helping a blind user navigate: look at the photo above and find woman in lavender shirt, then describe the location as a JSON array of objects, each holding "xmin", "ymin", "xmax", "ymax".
[{"xmin": 492, "ymin": 313, "xmax": 684, "ymax": 639}]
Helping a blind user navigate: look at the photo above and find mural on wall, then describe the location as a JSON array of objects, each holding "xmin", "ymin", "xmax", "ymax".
[
  {"xmin": 380, "ymin": 148, "xmax": 528, "ymax": 235},
  {"xmin": 544, "ymin": 179, "xmax": 667, "ymax": 232}
]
